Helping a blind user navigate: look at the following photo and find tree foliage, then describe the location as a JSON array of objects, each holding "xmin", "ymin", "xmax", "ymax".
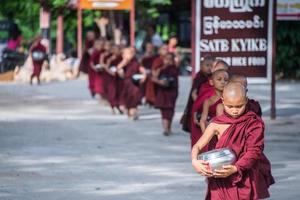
[{"xmin": 276, "ymin": 21, "xmax": 300, "ymax": 79}]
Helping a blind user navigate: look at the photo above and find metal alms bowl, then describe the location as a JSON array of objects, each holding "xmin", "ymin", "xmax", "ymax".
[{"xmin": 198, "ymin": 148, "xmax": 236, "ymax": 171}]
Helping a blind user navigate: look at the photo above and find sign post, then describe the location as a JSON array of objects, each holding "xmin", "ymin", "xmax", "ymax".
[{"xmin": 193, "ymin": 0, "xmax": 276, "ymax": 118}]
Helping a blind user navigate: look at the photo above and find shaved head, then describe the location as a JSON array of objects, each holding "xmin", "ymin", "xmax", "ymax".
[
  {"xmin": 223, "ymin": 82, "xmax": 247, "ymax": 101},
  {"xmin": 212, "ymin": 59, "xmax": 229, "ymax": 72},
  {"xmin": 229, "ymin": 74, "xmax": 247, "ymax": 88}
]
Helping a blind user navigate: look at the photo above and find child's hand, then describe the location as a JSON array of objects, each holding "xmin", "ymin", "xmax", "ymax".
[
  {"xmin": 213, "ymin": 165, "xmax": 237, "ymax": 178},
  {"xmin": 192, "ymin": 159, "xmax": 213, "ymax": 177}
]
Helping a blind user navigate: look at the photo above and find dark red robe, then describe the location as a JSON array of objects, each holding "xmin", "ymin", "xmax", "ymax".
[
  {"xmin": 141, "ymin": 54, "xmax": 158, "ymax": 103},
  {"xmin": 145, "ymin": 56, "xmax": 164, "ymax": 105},
  {"xmin": 247, "ymin": 99, "xmax": 262, "ymax": 117},
  {"xmin": 154, "ymin": 65, "xmax": 179, "ymax": 121},
  {"xmin": 107, "ymin": 55, "xmax": 122, "ymax": 108},
  {"xmin": 120, "ymin": 58, "xmax": 142, "ymax": 109},
  {"xmin": 190, "ymin": 82, "xmax": 215, "ymax": 148},
  {"xmin": 30, "ymin": 42, "xmax": 46, "ymax": 77},
  {"xmin": 90, "ymin": 49, "xmax": 105, "ymax": 95},
  {"xmin": 102, "ymin": 53, "xmax": 113, "ymax": 99},
  {"xmin": 180, "ymin": 71, "xmax": 208, "ymax": 132},
  {"xmin": 79, "ymin": 39, "xmax": 94, "ymax": 73},
  {"xmin": 205, "ymin": 111, "xmax": 275, "ymax": 200}
]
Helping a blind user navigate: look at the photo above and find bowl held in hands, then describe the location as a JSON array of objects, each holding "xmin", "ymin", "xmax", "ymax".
[{"xmin": 198, "ymin": 148, "xmax": 236, "ymax": 171}]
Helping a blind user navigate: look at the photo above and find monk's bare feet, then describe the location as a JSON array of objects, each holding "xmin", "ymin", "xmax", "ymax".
[
  {"xmin": 163, "ymin": 130, "xmax": 172, "ymax": 136},
  {"xmin": 117, "ymin": 107, "xmax": 124, "ymax": 114}
]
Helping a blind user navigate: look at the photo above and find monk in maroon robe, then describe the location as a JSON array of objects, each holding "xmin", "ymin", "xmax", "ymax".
[
  {"xmin": 89, "ymin": 39, "xmax": 105, "ymax": 98},
  {"xmin": 117, "ymin": 47, "xmax": 146, "ymax": 119},
  {"xmin": 79, "ymin": 30, "xmax": 95, "ymax": 74},
  {"xmin": 30, "ymin": 37, "xmax": 47, "ymax": 85},
  {"xmin": 140, "ymin": 42, "xmax": 158, "ymax": 104},
  {"xmin": 192, "ymin": 82, "xmax": 274, "ymax": 200},
  {"xmin": 190, "ymin": 60, "xmax": 230, "ymax": 148},
  {"xmin": 99, "ymin": 40, "xmax": 113, "ymax": 100},
  {"xmin": 104, "ymin": 45, "xmax": 123, "ymax": 113},
  {"xmin": 146, "ymin": 44, "xmax": 168, "ymax": 105},
  {"xmin": 152, "ymin": 53, "xmax": 179, "ymax": 136},
  {"xmin": 180, "ymin": 56, "xmax": 215, "ymax": 133}
]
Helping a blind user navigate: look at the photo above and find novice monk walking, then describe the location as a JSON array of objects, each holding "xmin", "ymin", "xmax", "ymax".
[
  {"xmin": 152, "ymin": 53, "xmax": 179, "ymax": 136},
  {"xmin": 192, "ymin": 82, "xmax": 274, "ymax": 200},
  {"xmin": 198, "ymin": 69, "xmax": 229, "ymax": 152}
]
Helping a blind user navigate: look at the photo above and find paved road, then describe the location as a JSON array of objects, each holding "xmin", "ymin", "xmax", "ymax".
[{"xmin": 0, "ymin": 77, "xmax": 299, "ymax": 200}]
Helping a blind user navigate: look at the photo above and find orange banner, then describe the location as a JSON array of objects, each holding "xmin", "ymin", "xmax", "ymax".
[{"xmin": 80, "ymin": 0, "xmax": 132, "ymax": 10}]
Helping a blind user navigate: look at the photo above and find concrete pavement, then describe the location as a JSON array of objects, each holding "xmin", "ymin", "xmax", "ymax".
[{"xmin": 0, "ymin": 77, "xmax": 300, "ymax": 199}]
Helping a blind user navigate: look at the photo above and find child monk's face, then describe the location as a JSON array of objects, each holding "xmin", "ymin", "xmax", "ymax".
[
  {"xmin": 105, "ymin": 41, "xmax": 112, "ymax": 50},
  {"xmin": 163, "ymin": 54, "xmax": 174, "ymax": 66},
  {"xmin": 94, "ymin": 40, "xmax": 103, "ymax": 50},
  {"xmin": 211, "ymin": 71, "xmax": 229, "ymax": 92},
  {"xmin": 145, "ymin": 43, "xmax": 154, "ymax": 54},
  {"xmin": 201, "ymin": 60, "xmax": 213, "ymax": 75},
  {"xmin": 159, "ymin": 45, "xmax": 168, "ymax": 56},
  {"xmin": 222, "ymin": 83, "xmax": 247, "ymax": 118},
  {"xmin": 122, "ymin": 48, "xmax": 134, "ymax": 60}
]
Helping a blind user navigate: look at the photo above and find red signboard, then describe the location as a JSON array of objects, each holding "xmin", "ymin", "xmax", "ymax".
[{"xmin": 194, "ymin": 0, "xmax": 275, "ymax": 83}]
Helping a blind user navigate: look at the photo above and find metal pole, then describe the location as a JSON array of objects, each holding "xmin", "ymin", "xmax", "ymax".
[
  {"xmin": 191, "ymin": 0, "xmax": 195, "ymax": 77},
  {"xmin": 77, "ymin": 8, "xmax": 82, "ymax": 59},
  {"xmin": 271, "ymin": 0, "xmax": 277, "ymax": 119},
  {"xmin": 130, "ymin": 0, "xmax": 135, "ymax": 47}
]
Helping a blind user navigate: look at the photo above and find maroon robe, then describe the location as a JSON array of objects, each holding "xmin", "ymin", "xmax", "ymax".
[
  {"xmin": 30, "ymin": 42, "xmax": 46, "ymax": 77},
  {"xmin": 141, "ymin": 54, "xmax": 158, "ymax": 102},
  {"xmin": 102, "ymin": 53, "xmax": 113, "ymax": 99},
  {"xmin": 180, "ymin": 71, "xmax": 209, "ymax": 132},
  {"xmin": 107, "ymin": 55, "xmax": 122, "ymax": 108},
  {"xmin": 247, "ymin": 99, "xmax": 262, "ymax": 117},
  {"xmin": 154, "ymin": 65, "xmax": 179, "ymax": 121},
  {"xmin": 79, "ymin": 39, "xmax": 94, "ymax": 73},
  {"xmin": 145, "ymin": 56, "xmax": 164, "ymax": 105},
  {"xmin": 205, "ymin": 111, "xmax": 275, "ymax": 200},
  {"xmin": 120, "ymin": 58, "xmax": 142, "ymax": 109},
  {"xmin": 190, "ymin": 82, "xmax": 215, "ymax": 148},
  {"xmin": 90, "ymin": 49, "xmax": 105, "ymax": 95}
]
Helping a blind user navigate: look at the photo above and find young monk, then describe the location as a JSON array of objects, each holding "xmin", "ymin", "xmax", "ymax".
[
  {"xmin": 199, "ymin": 69, "xmax": 229, "ymax": 133},
  {"xmin": 117, "ymin": 47, "xmax": 146, "ymax": 120},
  {"xmin": 104, "ymin": 45, "xmax": 123, "ymax": 113},
  {"xmin": 192, "ymin": 82, "xmax": 274, "ymax": 200},
  {"xmin": 99, "ymin": 40, "xmax": 113, "ymax": 100},
  {"xmin": 229, "ymin": 74, "xmax": 262, "ymax": 117},
  {"xmin": 180, "ymin": 56, "xmax": 215, "ymax": 132},
  {"xmin": 30, "ymin": 36, "xmax": 47, "ymax": 85},
  {"xmin": 89, "ymin": 38, "xmax": 105, "ymax": 98},
  {"xmin": 152, "ymin": 53, "xmax": 179, "ymax": 136},
  {"xmin": 190, "ymin": 60, "xmax": 230, "ymax": 148},
  {"xmin": 79, "ymin": 30, "xmax": 95, "ymax": 74},
  {"xmin": 146, "ymin": 44, "xmax": 169, "ymax": 105},
  {"xmin": 141, "ymin": 42, "xmax": 158, "ymax": 105}
]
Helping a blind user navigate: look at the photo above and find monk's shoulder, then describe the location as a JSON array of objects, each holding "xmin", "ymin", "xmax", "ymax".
[
  {"xmin": 245, "ymin": 111, "xmax": 265, "ymax": 132},
  {"xmin": 208, "ymin": 122, "xmax": 229, "ymax": 136}
]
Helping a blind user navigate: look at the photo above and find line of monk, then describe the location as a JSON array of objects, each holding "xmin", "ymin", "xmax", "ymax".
[{"xmin": 80, "ymin": 35, "xmax": 179, "ymax": 135}]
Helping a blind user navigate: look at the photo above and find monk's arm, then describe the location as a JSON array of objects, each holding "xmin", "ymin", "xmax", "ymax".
[
  {"xmin": 191, "ymin": 123, "xmax": 217, "ymax": 160},
  {"xmin": 235, "ymin": 121, "xmax": 264, "ymax": 175},
  {"xmin": 199, "ymin": 100, "xmax": 210, "ymax": 133},
  {"xmin": 191, "ymin": 89, "xmax": 198, "ymax": 101},
  {"xmin": 191, "ymin": 123, "xmax": 217, "ymax": 176}
]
